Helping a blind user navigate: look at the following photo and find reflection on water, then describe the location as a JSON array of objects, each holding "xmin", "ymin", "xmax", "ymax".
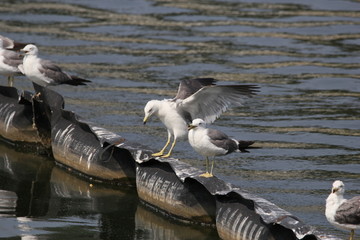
[
  {"xmin": 1, "ymin": 143, "xmax": 351, "ymax": 240},
  {"xmin": 0, "ymin": 0, "xmax": 360, "ymax": 239},
  {"xmin": 135, "ymin": 204, "xmax": 218, "ymax": 240},
  {"xmin": 0, "ymin": 143, "xmax": 216, "ymax": 239}
]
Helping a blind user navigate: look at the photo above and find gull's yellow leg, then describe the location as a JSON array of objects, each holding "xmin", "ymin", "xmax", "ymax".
[
  {"xmin": 200, "ymin": 157, "xmax": 213, "ymax": 178},
  {"xmin": 349, "ymin": 229, "xmax": 354, "ymax": 240},
  {"xmin": 152, "ymin": 133, "xmax": 171, "ymax": 157},
  {"xmin": 209, "ymin": 157, "xmax": 215, "ymax": 176},
  {"xmin": 161, "ymin": 138, "xmax": 177, "ymax": 158},
  {"xmin": 8, "ymin": 76, "xmax": 13, "ymax": 87}
]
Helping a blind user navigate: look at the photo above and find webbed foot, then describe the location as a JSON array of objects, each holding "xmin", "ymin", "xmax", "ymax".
[{"xmin": 199, "ymin": 172, "xmax": 213, "ymax": 178}]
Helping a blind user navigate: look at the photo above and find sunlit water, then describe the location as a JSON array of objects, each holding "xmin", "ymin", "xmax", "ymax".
[{"xmin": 0, "ymin": 0, "xmax": 360, "ymax": 239}]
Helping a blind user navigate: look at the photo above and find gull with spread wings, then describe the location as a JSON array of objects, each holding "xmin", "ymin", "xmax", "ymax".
[{"xmin": 143, "ymin": 78, "xmax": 258, "ymax": 158}]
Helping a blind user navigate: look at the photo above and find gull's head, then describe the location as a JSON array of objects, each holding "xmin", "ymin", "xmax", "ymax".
[
  {"xmin": 21, "ymin": 44, "xmax": 38, "ymax": 55},
  {"xmin": 188, "ymin": 118, "xmax": 206, "ymax": 130},
  {"xmin": 331, "ymin": 180, "xmax": 345, "ymax": 195},
  {"xmin": 143, "ymin": 100, "xmax": 159, "ymax": 124}
]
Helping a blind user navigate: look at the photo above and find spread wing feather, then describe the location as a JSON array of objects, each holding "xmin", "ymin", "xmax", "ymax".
[
  {"xmin": 174, "ymin": 78, "xmax": 217, "ymax": 100},
  {"xmin": 179, "ymin": 84, "xmax": 258, "ymax": 123}
]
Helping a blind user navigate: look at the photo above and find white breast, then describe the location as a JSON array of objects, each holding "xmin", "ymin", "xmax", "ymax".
[
  {"xmin": 325, "ymin": 194, "xmax": 339, "ymax": 223},
  {"xmin": 158, "ymin": 101, "xmax": 188, "ymax": 139},
  {"xmin": 188, "ymin": 127, "xmax": 226, "ymax": 157},
  {"xmin": 23, "ymin": 55, "xmax": 52, "ymax": 86},
  {"xmin": 325, "ymin": 193, "xmax": 352, "ymax": 230}
]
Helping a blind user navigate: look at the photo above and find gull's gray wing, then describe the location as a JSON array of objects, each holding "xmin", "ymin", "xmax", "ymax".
[
  {"xmin": 38, "ymin": 59, "xmax": 91, "ymax": 86},
  {"xmin": 207, "ymin": 128, "xmax": 238, "ymax": 153},
  {"xmin": 180, "ymin": 84, "xmax": 259, "ymax": 124},
  {"xmin": 3, "ymin": 50, "xmax": 23, "ymax": 68},
  {"xmin": 0, "ymin": 35, "xmax": 27, "ymax": 50},
  {"xmin": 38, "ymin": 59, "xmax": 72, "ymax": 84},
  {"xmin": 174, "ymin": 78, "xmax": 217, "ymax": 100},
  {"xmin": 335, "ymin": 196, "xmax": 360, "ymax": 225},
  {"xmin": 0, "ymin": 35, "xmax": 14, "ymax": 49}
]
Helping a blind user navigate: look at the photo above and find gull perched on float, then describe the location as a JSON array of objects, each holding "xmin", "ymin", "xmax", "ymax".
[
  {"xmin": 19, "ymin": 44, "xmax": 91, "ymax": 87},
  {"xmin": 188, "ymin": 118, "xmax": 253, "ymax": 177},
  {"xmin": 0, "ymin": 39, "xmax": 24, "ymax": 87},
  {"xmin": 325, "ymin": 180, "xmax": 360, "ymax": 240},
  {"xmin": 143, "ymin": 78, "xmax": 258, "ymax": 158}
]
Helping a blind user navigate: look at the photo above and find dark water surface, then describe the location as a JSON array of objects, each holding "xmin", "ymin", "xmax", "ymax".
[{"xmin": 1, "ymin": 0, "xmax": 360, "ymax": 239}]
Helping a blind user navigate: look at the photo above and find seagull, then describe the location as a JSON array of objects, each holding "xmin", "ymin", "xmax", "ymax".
[
  {"xmin": 18, "ymin": 44, "xmax": 91, "ymax": 87},
  {"xmin": 188, "ymin": 118, "xmax": 254, "ymax": 177},
  {"xmin": 325, "ymin": 180, "xmax": 360, "ymax": 240},
  {"xmin": 0, "ymin": 35, "xmax": 27, "ymax": 51},
  {"xmin": 0, "ymin": 39, "xmax": 24, "ymax": 87},
  {"xmin": 143, "ymin": 78, "xmax": 258, "ymax": 158}
]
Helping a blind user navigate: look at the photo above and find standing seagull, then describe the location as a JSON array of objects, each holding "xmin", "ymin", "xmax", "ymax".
[
  {"xmin": 19, "ymin": 44, "xmax": 91, "ymax": 87},
  {"xmin": 143, "ymin": 78, "xmax": 258, "ymax": 158},
  {"xmin": 0, "ymin": 39, "xmax": 23, "ymax": 87},
  {"xmin": 325, "ymin": 180, "xmax": 360, "ymax": 240},
  {"xmin": 188, "ymin": 118, "xmax": 253, "ymax": 177}
]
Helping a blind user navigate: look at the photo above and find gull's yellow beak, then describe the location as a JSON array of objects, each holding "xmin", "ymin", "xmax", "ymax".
[
  {"xmin": 143, "ymin": 116, "xmax": 148, "ymax": 125},
  {"xmin": 188, "ymin": 124, "xmax": 196, "ymax": 131}
]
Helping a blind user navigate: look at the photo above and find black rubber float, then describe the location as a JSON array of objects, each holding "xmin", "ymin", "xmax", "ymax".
[
  {"xmin": 33, "ymin": 83, "xmax": 136, "ymax": 185},
  {"xmin": 136, "ymin": 159, "xmax": 216, "ymax": 225},
  {"xmin": 0, "ymin": 84, "xmax": 340, "ymax": 240},
  {"xmin": 0, "ymin": 86, "xmax": 47, "ymax": 153},
  {"xmin": 135, "ymin": 157, "xmax": 321, "ymax": 240}
]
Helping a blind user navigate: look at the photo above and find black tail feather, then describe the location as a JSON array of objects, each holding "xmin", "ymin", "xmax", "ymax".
[
  {"xmin": 238, "ymin": 140, "xmax": 255, "ymax": 152},
  {"xmin": 12, "ymin": 42, "xmax": 28, "ymax": 51},
  {"xmin": 66, "ymin": 76, "xmax": 91, "ymax": 86}
]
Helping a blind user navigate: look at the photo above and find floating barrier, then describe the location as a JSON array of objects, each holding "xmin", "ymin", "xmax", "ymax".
[
  {"xmin": 34, "ymin": 84, "xmax": 136, "ymax": 185},
  {"xmin": 0, "ymin": 86, "xmax": 46, "ymax": 152},
  {"xmin": 136, "ymin": 159, "xmax": 216, "ymax": 224},
  {"xmin": 135, "ymin": 157, "xmax": 321, "ymax": 240},
  {"xmin": 0, "ymin": 84, "xmax": 340, "ymax": 240}
]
